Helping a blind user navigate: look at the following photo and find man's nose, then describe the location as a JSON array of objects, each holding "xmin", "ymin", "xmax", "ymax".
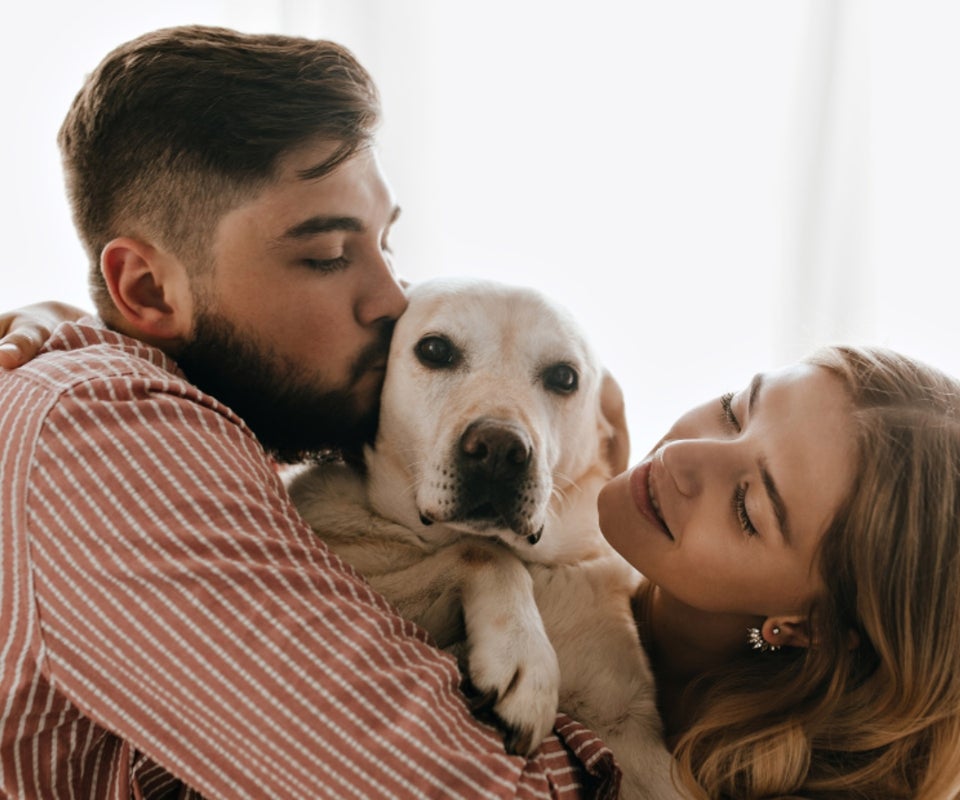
[{"xmin": 358, "ymin": 253, "xmax": 408, "ymax": 325}]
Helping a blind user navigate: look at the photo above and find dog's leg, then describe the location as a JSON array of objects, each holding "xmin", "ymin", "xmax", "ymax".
[
  {"xmin": 455, "ymin": 539, "xmax": 560, "ymax": 757},
  {"xmin": 530, "ymin": 556, "xmax": 691, "ymax": 799}
]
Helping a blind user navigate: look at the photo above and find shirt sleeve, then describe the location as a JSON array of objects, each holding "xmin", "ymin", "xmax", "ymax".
[{"xmin": 25, "ymin": 373, "xmax": 619, "ymax": 799}]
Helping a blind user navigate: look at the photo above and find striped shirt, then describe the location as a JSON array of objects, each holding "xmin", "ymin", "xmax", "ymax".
[{"xmin": 0, "ymin": 320, "xmax": 618, "ymax": 800}]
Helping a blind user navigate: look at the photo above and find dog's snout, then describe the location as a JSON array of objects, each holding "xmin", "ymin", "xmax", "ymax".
[{"xmin": 459, "ymin": 419, "xmax": 532, "ymax": 480}]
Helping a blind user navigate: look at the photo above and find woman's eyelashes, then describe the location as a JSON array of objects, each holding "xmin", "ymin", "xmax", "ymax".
[
  {"xmin": 720, "ymin": 391, "xmax": 741, "ymax": 432},
  {"xmin": 734, "ymin": 484, "xmax": 759, "ymax": 536},
  {"xmin": 721, "ymin": 392, "xmax": 759, "ymax": 536}
]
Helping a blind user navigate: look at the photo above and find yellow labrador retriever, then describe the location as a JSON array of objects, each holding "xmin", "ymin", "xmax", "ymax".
[{"xmin": 287, "ymin": 278, "xmax": 684, "ymax": 799}]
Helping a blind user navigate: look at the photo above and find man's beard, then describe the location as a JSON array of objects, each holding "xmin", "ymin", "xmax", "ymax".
[{"xmin": 174, "ymin": 309, "xmax": 393, "ymax": 464}]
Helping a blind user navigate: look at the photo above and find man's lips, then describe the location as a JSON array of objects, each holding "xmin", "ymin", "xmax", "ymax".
[
  {"xmin": 351, "ymin": 358, "xmax": 388, "ymax": 390},
  {"xmin": 629, "ymin": 460, "xmax": 674, "ymax": 540}
]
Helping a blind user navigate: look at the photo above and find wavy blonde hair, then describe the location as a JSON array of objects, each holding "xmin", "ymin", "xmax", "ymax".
[{"xmin": 673, "ymin": 345, "xmax": 960, "ymax": 799}]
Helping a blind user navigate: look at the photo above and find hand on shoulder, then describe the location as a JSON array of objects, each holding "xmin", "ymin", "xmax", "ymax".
[{"xmin": 0, "ymin": 301, "xmax": 88, "ymax": 368}]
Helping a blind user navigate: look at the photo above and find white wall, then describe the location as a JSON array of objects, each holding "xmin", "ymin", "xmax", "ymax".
[{"xmin": 4, "ymin": 0, "xmax": 959, "ymax": 457}]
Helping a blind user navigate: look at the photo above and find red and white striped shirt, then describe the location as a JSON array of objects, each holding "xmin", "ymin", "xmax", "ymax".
[{"xmin": 0, "ymin": 320, "xmax": 618, "ymax": 800}]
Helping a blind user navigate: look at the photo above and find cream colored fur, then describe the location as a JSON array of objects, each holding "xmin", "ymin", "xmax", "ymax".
[{"xmin": 286, "ymin": 278, "xmax": 686, "ymax": 799}]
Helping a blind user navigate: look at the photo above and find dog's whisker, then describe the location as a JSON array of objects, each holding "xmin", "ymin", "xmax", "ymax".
[
  {"xmin": 550, "ymin": 484, "xmax": 570, "ymax": 505},
  {"xmin": 553, "ymin": 470, "xmax": 579, "ymax": 489}
]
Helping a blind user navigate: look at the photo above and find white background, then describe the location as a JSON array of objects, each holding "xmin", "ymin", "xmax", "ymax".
[{"xmin": 3, "ymin": 1, "xmax": 959, "ymax": 456}]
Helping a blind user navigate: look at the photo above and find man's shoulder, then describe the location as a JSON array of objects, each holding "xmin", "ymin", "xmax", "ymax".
[
  {"xmin": 17, "ymin": 319, "xmax": 183, "ymax": 391},
  {"xmin": 0, "ymin": 320, "xmax": 266, "ymax": 479},
  {"xmin": 0, "ymin": 319, "xmax": 241, "ymax": 430}
]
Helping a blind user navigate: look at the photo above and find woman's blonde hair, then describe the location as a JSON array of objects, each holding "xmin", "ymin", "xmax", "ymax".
[{"xmin": 673, "ymin": 345, "xmax": 960, "ymax": 799}]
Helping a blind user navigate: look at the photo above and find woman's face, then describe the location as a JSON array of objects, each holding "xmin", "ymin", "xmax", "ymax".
[{"xmin": 598, "ymin": 363, "xmax": 857, "ymax": 618}]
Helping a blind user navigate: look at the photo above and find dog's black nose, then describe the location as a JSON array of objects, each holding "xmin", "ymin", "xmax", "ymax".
[{"xmin": 458, "ymin": 419, "xmax": 532, "ymax": 482}]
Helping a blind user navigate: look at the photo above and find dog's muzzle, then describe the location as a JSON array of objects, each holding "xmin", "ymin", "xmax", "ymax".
[{"xmin": 445, "ymin": 418, "xmax": 543, "ymax": 542}]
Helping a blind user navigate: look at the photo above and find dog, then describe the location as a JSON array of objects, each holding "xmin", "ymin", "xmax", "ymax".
[{"xmin": 286, "ymin": 278, "xmax": 684, "ymax": 799}]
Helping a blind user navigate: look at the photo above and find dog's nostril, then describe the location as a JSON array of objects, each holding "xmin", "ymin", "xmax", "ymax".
[
  {"xmin": 507, "ymin": 442, "xmax": 528, "ymax": 465},
  {"xmin": 464, "ymin": 440, "xmax": 489, "ymax": 460},
  {"xmin": 459, "ymin": 420, "xmax": 532, "ymax": 477}
]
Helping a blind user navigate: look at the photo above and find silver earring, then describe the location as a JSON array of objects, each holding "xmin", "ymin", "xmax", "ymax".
[{"xmin": 747, "ymin": 626, "xmax": 781, "ymax": 653}]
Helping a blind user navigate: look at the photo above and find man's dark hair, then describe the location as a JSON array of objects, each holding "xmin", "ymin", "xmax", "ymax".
[{"xmin": 58, "ymin": 25, "xmax": 381, "ymax": 316}]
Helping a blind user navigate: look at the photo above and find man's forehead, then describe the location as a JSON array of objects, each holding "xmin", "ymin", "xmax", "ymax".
[
  {"xmin": 244, "ymin": 146, "xmax": 395, "ymax": 230},
  {"xmin": 276, "ymin": 138, "xmax": 383, "ymax": 185}
]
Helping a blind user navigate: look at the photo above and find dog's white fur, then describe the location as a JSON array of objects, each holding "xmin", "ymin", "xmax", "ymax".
[{"xmin": 287, "ymin": 278, "xmax": 685, "ymax": 799}]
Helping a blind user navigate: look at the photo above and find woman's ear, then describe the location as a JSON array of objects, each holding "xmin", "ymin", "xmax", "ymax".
[
  {"xmin": 101, "ymin": 237, "xmax": 193, "ymax": 343},
  {"xmin": 764, "ymin": 617, "xmax": 813, "ymax": 649},
  {"xmin": 765, "ymin": 617, "xmax": 862, "ymax": 651},
  {"xmin": 599, "ymin": 369, "xmax": 631, "ymax": 476}
]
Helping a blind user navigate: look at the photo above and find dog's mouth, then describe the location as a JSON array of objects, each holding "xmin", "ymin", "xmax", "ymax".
[
  {"xmin": 419, "ymin": 505, "xmax": 543, "ymax": 545},
  {"xmin": 416, "ymin": 420, "xmax": 547, "ymax": 546},
  {"xmin": 466, "ymin": 501, "xmax": 497, "ymax": 520}
]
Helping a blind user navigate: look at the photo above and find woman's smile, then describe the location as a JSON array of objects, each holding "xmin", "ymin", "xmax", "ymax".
[{"xmin": 630, "ymin": 459, "xmax": 674, "ymax": 540}]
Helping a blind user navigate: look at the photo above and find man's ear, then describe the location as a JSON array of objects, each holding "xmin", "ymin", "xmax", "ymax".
[
  {"xmin": 101, "ymin": 237, "xmax": 193, "ymax": 343},
  {"xmin": 599, "ymin": 369, "xmax": 631, "ymax": 476}
]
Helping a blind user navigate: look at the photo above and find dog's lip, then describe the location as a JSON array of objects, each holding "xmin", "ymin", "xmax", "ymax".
[
  {"xmin": 421, "ymin": 505, "xmax": 541, "ymax": 544},
  {"xmin": 629, "ymin": 459, "xmax": 674, "ymax": 540}
]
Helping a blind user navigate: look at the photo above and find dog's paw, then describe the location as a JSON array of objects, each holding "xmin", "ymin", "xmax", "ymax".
[{"xmin": 466, "ymin": 622, "xmax": 560, "ymax": 756}]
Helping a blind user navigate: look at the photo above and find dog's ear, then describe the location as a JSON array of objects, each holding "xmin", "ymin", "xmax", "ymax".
[{"xmin": 599, "ymin": 370, "xmax": 630, "ymax": 476}]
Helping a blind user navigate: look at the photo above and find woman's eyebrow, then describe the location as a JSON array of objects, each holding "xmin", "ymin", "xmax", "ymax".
[
  {"xmin": 748, "ymin": 373, "xmax": 792, "ymax": 542},
  {"xmin": 760, "ymin": 459, "xmax": 791, "ymax": 543},
  {"xmin": 747, "ymin": 372, "xmax": 764, "ymax": 415}
]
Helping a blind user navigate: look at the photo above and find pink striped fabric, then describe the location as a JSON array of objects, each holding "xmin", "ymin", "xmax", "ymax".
[{"xmin": 0, "ymin": 321, "xmax": 618, "ymax": 799}]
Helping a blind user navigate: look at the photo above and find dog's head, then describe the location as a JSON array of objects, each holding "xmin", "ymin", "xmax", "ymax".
[{"xmin": 365, "ymin": 278, "xmax": 628, "ymax": 560}]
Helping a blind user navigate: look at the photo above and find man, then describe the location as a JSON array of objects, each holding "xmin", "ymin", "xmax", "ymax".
[{"xmin": 0, "ymin": 26, "xmax": 617, "ymax": 799}]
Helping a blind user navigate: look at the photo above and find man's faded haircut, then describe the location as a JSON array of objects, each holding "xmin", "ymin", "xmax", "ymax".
[{"xmin": 58, "ymin": 25, "xmax": 381, "ymax": 315}]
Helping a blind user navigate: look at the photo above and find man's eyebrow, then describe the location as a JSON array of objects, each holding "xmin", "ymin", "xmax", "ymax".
[
  {"xmin": 747, "ymin": 373, "xmax": 792, "ymax": 542},
  {"xmin": 276, "ymin": 205, "xmax": 402, "ymax": 242},
  {"xmin": 278, "ymin": 216, "xmax": 365, "ymax": 241}
]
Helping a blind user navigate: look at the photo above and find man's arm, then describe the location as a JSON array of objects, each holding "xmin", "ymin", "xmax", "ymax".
[{"xmin": 22, "ymin": 373, "xmax": 618, "ymax": 799}]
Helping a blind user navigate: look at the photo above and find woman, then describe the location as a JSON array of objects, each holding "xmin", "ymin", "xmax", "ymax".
[
  {"xmin": 599, "ymin": 346, "xmax": 960, "ymax": 799},
  {"xmin": 3, "ymin": 311, "xmax": 959, "ymax": 798}
]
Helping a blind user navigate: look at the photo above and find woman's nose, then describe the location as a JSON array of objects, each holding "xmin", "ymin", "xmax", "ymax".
[{"xmin": 659, "ymin": 437, "xmax": 734, "ymax": 497}]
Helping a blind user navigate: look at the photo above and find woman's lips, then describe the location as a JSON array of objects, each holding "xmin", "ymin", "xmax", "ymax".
[{"xmin": 629, "ymin": 460, "xmax": 674, "ymax": 540}]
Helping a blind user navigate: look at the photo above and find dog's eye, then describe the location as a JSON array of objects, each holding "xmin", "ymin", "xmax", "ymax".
[
  {"xmin": 415, "ymin": 335, "xmax": 460, "ymax": 368},
  {"xmin": 543, "ymin": 363, "xmax": 578, "ymax": 394}
]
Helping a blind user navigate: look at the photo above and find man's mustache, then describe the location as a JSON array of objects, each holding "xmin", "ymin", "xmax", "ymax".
[{"xmin": 350, "ymin": 319, "xmax": 395, "ymax": 386}]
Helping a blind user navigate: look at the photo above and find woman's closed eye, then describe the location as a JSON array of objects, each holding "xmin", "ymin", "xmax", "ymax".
[
  {"xmin": 734, "ymin": 484, "xmax": 759, "ymax": 536},
  {"xmin": 720, "ymin": 391, "xmax": 741, "ymax": 432},
  {"xmin": 721, "ymin": 393, "xmax": 759, "ymax": 536}
]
